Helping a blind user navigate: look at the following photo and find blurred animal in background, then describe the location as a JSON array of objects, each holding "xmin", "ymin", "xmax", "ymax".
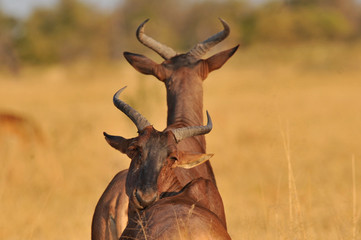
[
  {"xmin": 0, "ymin": 112, "xmax": 45, "ymax": 148},
  {"xmin": 92, "ymin": 19, "xmax": 238, "ymax": 240},
  {"xmin": 0, "ymin": 112, "xmax": 62, "ymax": 192}
]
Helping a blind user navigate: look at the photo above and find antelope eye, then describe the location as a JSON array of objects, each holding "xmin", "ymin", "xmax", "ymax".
[{"xmin": 169, "ymin": 156, "xmax": 178, "ymax": 161}]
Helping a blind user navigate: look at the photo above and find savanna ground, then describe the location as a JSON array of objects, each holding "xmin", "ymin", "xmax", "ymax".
[{"xmin": 0, "ymin": 43, "xmax": 361, "ymax": 240}]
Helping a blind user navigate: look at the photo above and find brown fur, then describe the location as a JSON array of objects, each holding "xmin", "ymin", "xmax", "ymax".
[
  {"xmin": 92, "ymin": 23, "xmax": 238, "ymax": 239},
  {"xmin": 92, "ymin": 170, "xmax": 129, "ymax": 240},
  {"xmin": 98, "ymin": 103, "xmax": 228, "ymax": 239},
  {"xmin": 123, "ymin": 46, "xmax": 239, "ymax": 188},
  {"xmin": 121, "ymin": 178, "xmax": 230, "ymax": 240}
]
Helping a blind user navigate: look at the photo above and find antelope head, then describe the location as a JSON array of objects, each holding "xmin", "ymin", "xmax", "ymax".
[
  {"xmin": 124, "ymin": 18, "xmax": 239, "ymax": 83},
  {"xmin": 104, "ymin": 87, "xmax": 214, "ymax": 210}
]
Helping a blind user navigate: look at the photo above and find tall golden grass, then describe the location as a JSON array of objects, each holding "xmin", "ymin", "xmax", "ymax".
[{"xmin": 0, "ymin": 43, "xmax": 360, "ymax": 240}]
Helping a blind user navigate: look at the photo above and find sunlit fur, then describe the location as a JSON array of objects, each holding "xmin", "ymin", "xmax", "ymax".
[{"xmin": 92, "ymin": 21, "xmax": 238, "ymax": 240}]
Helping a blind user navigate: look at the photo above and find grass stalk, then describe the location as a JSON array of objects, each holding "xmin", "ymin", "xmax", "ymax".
[
  {"xmin": 352, "ymin": 155, "xmax": 357, "ymax": 240},
  {"xmin": 280, "ymin": 120, "xmax": 307, "ymax": 240}
]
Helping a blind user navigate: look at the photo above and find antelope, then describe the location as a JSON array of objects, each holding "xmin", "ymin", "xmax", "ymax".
[
  {"xmin": 92, "ymin": 19, "xmax": 238, "ymax": 239},
  {"xmin": 106, "ymin": 88, "xmax": 230, "ymax": 239},
  {"xmin": 0, "ymin": 112, "xmax": 45, "ymax": 147},
  {"xmin": 0, "ymin": 112, "xmax": 62, "ymax": 190},
  {"xmin": 123, "ymin": 16, "xmax": 238, "ymax": 189}
]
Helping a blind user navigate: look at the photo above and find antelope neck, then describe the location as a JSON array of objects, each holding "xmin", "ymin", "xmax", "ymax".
[
  {"xmin": 165, "ymin": 84, "xmax": 206, "ymax": 152},
  {"xmin": 166, "ymin": 82, "xmax": 204, "ymax": 127}
]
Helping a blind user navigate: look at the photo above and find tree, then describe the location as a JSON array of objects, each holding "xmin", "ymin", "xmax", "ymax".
[
  {"xmin": 17, "ymin": 0, "xmax": 110, "ymax": 64},
  {"xmin": 0, "ymin": 11, "xmax": 20, "ymax": 73}
]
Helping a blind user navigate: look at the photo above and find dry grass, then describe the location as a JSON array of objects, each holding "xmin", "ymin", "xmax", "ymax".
[{"xmin": 0, "ymin": 43, "xmax": 361, "ymax": 240}]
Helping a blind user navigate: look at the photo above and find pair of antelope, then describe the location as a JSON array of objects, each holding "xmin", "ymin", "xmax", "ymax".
[{"xmin": 92, "ymin": 19, "xmax": 239, "ymax": 239}]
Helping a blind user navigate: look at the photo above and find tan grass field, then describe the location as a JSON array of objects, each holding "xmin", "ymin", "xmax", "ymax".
[{"xmin": 0, "ymin": 43, "xmax": 361, "ymax": 240}]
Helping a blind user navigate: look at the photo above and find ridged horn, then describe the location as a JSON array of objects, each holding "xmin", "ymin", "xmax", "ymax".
[
  {"xmin": 136, "ymin": 19, "xmax": 177, "ymax": 60},
  {"xmin": 171, "ymin": 111, "xmax": 212, "ymax": 143},
  {"xmin": 187, "ymin": 18, "xmax": 230, "ymax": 59},
  {"xmin": 113, "ymin": 86, "xmax": 151, "ymax": 132}
]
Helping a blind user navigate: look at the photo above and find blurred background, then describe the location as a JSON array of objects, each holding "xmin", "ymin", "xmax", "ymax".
[
  {"xmin": 1, "ymin": 0, "xmax": 361, "ymax": 69},
  {"xmin": 0, "ymin": 0, "xmax": 361, "ymax": 239}
]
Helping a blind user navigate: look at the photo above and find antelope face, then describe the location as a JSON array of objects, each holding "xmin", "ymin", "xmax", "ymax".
[{"xmin": 104, "ymin": 87, "xmax": 213, "ymax": 210}]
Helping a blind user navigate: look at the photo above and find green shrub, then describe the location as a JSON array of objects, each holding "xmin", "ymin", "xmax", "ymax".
[{"xmin": 241, "ymin": 3, "xmax": 354, "ymax": 44}]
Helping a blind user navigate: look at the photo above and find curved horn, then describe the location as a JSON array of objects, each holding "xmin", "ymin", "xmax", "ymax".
[
  {"xmin": 171, "ymin": 111, "xmax": 212, "ymax": 143},
  {"xmin": 136, "ymin": 19, "xmax": 177, "ymax": 60},
  {"xmin": 187, "ymin": 18, "xmax": 230, "ymax": 59},
  {"xmin": 113, "ymin": 86, "xmax": 151, "ymax": 132}
]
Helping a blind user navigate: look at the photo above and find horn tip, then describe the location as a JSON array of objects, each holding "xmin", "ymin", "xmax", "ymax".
[
  {"xmin": 114, "ymin": 86, "xmax": 127, "ymax": 100},
  {"xmin": 140, "ymin": 18, "xmax": 150, "ymax": 25},
  {"xmin": 140, "ymin": 18, "xmax": 150, "ymax": 27},
  {"xmin": 137, "ymin": 19, "xmax": 150, "ymax": 37},
  {"xmin": 205, "ymin": 110, "xmax": 213, "ymax": 129},
  {"xmin": 218, "ymin": 17, "xmax": 230, "ymax": 32}
]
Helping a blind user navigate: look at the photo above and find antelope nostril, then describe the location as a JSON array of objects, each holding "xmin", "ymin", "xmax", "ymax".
[{"xmin": 135, "ymin": 189, "xmax": 157, "ymax": 208}]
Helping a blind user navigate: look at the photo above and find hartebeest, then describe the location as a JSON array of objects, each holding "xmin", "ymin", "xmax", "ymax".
[
  {"xmin": 105, "ymin": 87, "xmax": 230, "ymax": 239},
  {"xmin": 0, "ymin": 112, "xmax": 45, "ymax": 146},
  {"xmin": 123, "ymin": 18, "xmax": 238, "ymax": 184},
  {"xmin": 92, "ymin": 19, "xmax": 238, "ymax": 239}
]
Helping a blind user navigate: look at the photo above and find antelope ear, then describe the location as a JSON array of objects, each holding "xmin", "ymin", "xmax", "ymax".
[
  {"xmin": 103, "ymin": 132, "xmax": 131, "ymax": 154},
  {"xmin": 123, "ymin": 52, "xmax": 165, "ymax": 81},
  {"xmin": 205, "ymin": 45, "xmax": 239, "ymax": 74},
  {"xmin": 174, "ymin": 152, "xmax": 214, "ymax": 169}
]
